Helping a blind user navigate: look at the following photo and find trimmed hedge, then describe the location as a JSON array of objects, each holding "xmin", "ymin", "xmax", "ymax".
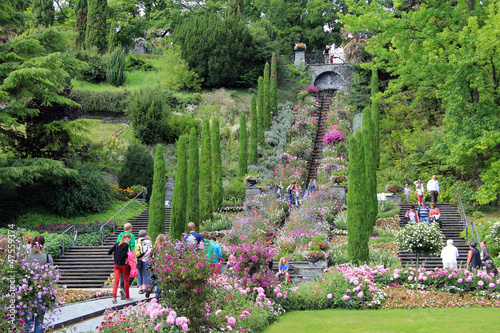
[{"xmin": 71, "ymin": 88, "xmax": 129, "ymax": 114}]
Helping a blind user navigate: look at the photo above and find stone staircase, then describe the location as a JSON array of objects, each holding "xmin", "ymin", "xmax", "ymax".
[
  {"xmin": 271, "ymin": 261, "xmax": 326, "ymax": 284},
  {"xmin": 304, "ymin": 89, "xmax": 335, "ymax": 188},
  {"xmin": 55, "ymin": 208, "xmax": 171, "ymax": 288},
  {"xmin": 398, "ymin": 203, "xmax": 469, "ymax": 269}
]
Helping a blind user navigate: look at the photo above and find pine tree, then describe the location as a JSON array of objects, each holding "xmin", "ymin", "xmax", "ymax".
[
  {"xmin": 270, "ymin": 53, "xmax": 278, "ymax": 119},
  {"xmin": 347, "ymin": 131, "xmax": 369, "ymax": 264},
  {"xmin": 263, "ymin": 62, "xmax": 271, "ymax": 129},
  {"xmin": 85, "ymin": 0, "xmax": 107, "ymax": 53},
  {"xmin": 170, "ymin": 136, "xmax": 188, "ymax": 240},
  {"xmin": 238, "ymin": 113, "xmax": 248, "ymax": 177},
  {"xmin": 257, "ymin": 76, "xmax": 265, "ymax": 144},
  {"xmin": 363, "ymin": 107, "xmax": 377, "ymax": 237},
  {"xmin": 371, "ymin": 68, "xmax": 380, "ymax": 168},
  {"xmin": 148, "ymin": 144, "xmax": 166, "ymax": 243},
  {"xmin": 106, "ymin": 47, "xmax": 127, "ymax": 86},
  {"xmin": 200, "ymin": 119, "xmax": 213, "ymax": 222},
  {"xmin": 211, "ymin": 117, "xmax": 223, "ymax": 211},
  {"xmin": 248, "ymin": 94, "xmax": 258, "ymax": 164},
  {"xmin": 33, "ymin": 0, "xmax": 54, "ymax": 27},
  {"xmin": 75, "ymin": 0, "xmax": 87, "ymax": 49},
  {"xmin": 186, "ymin": 127, "xmax": 200, "ymax": 226}
]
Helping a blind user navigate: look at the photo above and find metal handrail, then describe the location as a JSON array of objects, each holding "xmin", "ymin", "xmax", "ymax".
[
  {"xmin": 456, "ymin": 185, "xmax": 481, "ymax": 245},
  {"xmin": 469, "ymin": 220, "xmax": 481, "ymax": 245},
  {"xmin": 43, "ymin": 224, "xmax": 77, "ymax": 257},
  {"xmin": 99, "ymin": 191, "xmax": 145, "ymax": 245}
]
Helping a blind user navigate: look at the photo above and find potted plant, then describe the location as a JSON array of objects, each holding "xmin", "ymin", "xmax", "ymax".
[
  {"xmin": 129, "ymin": 184, "xmax": 147, "ymax": 197},
  {"xmin": 244, "ymin": 172, "xmax": 262, "ymax": 187},
  {"xmin": 385, "ymin": 183, "xmax": 403, "ymax": 195},
  {"xmin": 294, "ymin": 43, "xmax": 307, "ymax": 51}
]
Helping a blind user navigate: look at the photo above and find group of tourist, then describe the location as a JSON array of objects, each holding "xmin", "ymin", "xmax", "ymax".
[
  {"xmin": 404, "ymin": 202, "xmax": 441, "ymax": 226},
  {"xmin": 277, "ymin": 179, "xmax": 317, "ymax": 206},
  {"xmin": 440, "ymin": 239, "xmax": 498, "ymax": 275},
  {"xmin": 403, "ymin": 175, "xmax": 440, "ymax": 206}
]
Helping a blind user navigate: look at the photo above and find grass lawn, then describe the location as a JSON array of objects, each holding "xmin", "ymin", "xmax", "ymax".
[{"xmin": 264, "ymin": 308, "xmax": 500, "ymax": 332}]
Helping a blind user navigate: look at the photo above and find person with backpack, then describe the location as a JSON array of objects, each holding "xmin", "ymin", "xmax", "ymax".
[
  {"xmin": 207, "ymin": 233, "xmax": 223, "ymax": 276},
  {"xmin": 135, "ymin": 230, "xmax": 153, "ymax": 296}
]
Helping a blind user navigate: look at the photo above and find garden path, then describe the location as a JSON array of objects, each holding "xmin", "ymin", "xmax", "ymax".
[{"xmin": 398, "ymin": 203, "xmax": 469, "ymax": 269}]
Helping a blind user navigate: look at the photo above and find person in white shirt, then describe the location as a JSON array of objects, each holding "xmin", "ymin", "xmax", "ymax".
[
  {"xmin": 440, "ymin": 239, "xmax": 459, "ymax": 269},
  {"xmin": 427, "ymin": 175, "xmax": 440, "ymax": 204}
]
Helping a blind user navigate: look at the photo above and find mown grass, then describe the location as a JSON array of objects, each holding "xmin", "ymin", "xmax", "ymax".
[
  {"xmin": 264, "ymin": 308, "xmax": 500, "ymax": 332},
  {"xmin": 81, "ymin": 122, "xmax": 130, "ymax": 144}
]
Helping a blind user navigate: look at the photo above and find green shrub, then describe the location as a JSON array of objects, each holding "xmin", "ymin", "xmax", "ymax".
[
  {"xmin": 125, "ymin": 55, "xmax": 154, "ymax": 71},
  {"xmin": 117, "ymin": 143, "xmax": 154, "ymax": 200},
  {"xmin": 106, "ymin": 48, "xmax": 127, "ymax": 86},
  {"xmin": 162, "ymin": 114, "xmax": 201, "ymax": 144},
  {"xmin": 44, "ymin": 161, "xmax": 113, "ymax": 218},
  {"xmin": 73, "ymin": 48, "xmax": 108, "ymax": 83},
  {"xmin": 71, "ymin": 88, "xmax": 129, "ymax": 113},
  {"xmin": 224, "ymin": 178, "xmax": 246, "ymax": 202}
]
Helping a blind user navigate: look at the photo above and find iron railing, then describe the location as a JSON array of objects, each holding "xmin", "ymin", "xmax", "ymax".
[
  {"xmin": 43, "ymin": 224, "xmax": 78, "ymax": 257},
  {"xmin": 99, "ymin": 191, "xmax": 145, "ymax": 245},
  {"xmin": 456, "ymin": 185, "xmax": 480, "ymax": 245},
  {"xmin": 305, "ymin": 54, "xmax": 346, "ymax": 65}
]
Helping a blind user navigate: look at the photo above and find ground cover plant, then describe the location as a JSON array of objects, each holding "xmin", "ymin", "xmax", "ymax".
[{"xmin": 58, "ymin": 289, "xmax": 112, "ymax": 305}]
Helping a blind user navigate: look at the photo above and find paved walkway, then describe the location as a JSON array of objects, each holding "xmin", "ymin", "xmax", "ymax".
[{"xmin": 51, "ymin": 287, "xmax": 153, "ymax": 332}]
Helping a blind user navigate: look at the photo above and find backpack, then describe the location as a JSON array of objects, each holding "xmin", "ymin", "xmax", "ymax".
[
  {"xmin": 287, "ymin": 185, "xmax": 293, "ymax": 195},
  {"xmin": 135, "ymin": 238, "xmax": 147, "ymax": 259}
]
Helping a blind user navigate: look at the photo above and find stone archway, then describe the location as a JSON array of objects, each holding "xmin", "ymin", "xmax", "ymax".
[{"xmin": 314, "ymin": 71, "xmax": 344, "ymax": 90}]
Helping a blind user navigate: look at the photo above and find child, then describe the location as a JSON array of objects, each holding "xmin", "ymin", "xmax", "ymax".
[
  {"xmin": 294, "ymin": 182, "xmax": 302, "ymax": 206},
  {"xmin": 108, "ymin": 233, "xmax": 132, "ymax": 304},
  {"xmin": 277, "ymin": 181, "xmax": 284, "ymax": 199},
  {"xmin": 416, "ymin": 184, "xmax": 424, "ymax": 207},
  {"xmin": 275, "ymin": 257, "xmax": 290, "ymax": 282},
  {"xmin": 404, "ymin": 184, "xmax": 411, "ymax": 203}
]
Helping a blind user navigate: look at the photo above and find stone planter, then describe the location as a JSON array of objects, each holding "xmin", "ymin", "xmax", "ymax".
[
  {"xmin": 330, "ymin": 185, "xmax": 346, "ymax": 207},
  {"xmin": 294, "ymin": 50, "xmax": 305, "ymax": 66},
  {"xmin": 385, "ymin": 194, "xmax": 402, "ymax": 205},
  {"xmin": 245, "ymin": 187, "xmax": 263, "ymax": 200}
]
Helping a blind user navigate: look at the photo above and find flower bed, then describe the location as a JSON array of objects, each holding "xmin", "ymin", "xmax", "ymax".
[{"xmin": 58, "ymin": 289, "xmax": 112, "ymax": 305}]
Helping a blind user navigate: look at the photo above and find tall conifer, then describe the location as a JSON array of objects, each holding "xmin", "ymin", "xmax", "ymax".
[
  {"xmin": 371, "ymin": 68, "xmax": 380, "ymax": 168},
  {"xmin": 363, "ymin": 107, "xmax": 377, "ymax": 237},
  {"xmin": 238, "ymin": 113, "xmax": 248, "ymax": 177},
  {"xmin": 200, "ymin": 119, "xmax": 213, "ymax": 222},
  {"xmin": 148, "ymin": 144, "xmax": 166, "ymax": 243},
  {"xmin": 257, "ymin": 76, "xmax": 265, "ymax": 144},
  {"xmin": 347, "ymin": 131, "xmax": 369, "ymax": 263},
  {"xmin": 211, "ymin": 117, "xmax": 223, "ymax": 211},
  {"xmin": 186, "ymin": 127, "xmax": 200, "ymax": 226},
  {"xmin": 270, "ymin": 53, "xmax": 278, "ymax": 119},
  {"xmin": 249, "ymin": 94, "xmax": 258, "ymax": 164},
  {"xmin": 75, "ymin": 0, "xmax": 87, "ymax": 49},
  {"xmin": 86, "ymin": 0, "xmax": 107, "ymax": 53},
  {"xmin": 33, "ymin": 0, "xmax": 54, "ymax": 27},
  {"xmin": 170, "ymin": 136, "xmax": 188, "ymax": 239},
  {"xmin": 263, "ymin": 62, "xmax": 271, "ymax": 128}
]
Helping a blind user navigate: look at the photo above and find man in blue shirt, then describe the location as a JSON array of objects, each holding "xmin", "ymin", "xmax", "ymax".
[
  {"xmin": 184, "ymin": 222, "xmax": 204, "ymax": 250},
  {"xmin": 418, "ymin": 200, "xmax": 431, "ymax": 225},
  {"xmin": 208, "ymin": 233, "xmax": 223, "ymax": 275}
]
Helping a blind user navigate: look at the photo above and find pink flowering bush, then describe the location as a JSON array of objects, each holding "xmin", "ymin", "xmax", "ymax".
[
  {"xmin": 96, "ymin": 299, "xmax": 189, "ymax": 332},
  {"xmin": 0, "ymin": 236, "xmax": 65, "ymax": 333},
  {"xmin": 149, "ymin": 236, "xmax": 211, "ymax": 331},
  {"xmin": 323, "ymin": 130, "xmax": 345, "ymax": 145}
]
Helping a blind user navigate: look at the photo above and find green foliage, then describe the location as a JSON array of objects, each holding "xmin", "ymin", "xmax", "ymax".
[
  {"xmin": 117, "ymin": 143, "xmax": 154, "ymax": 200},
  {"xmin": 224, "ymin": 178, "xmax": 246, "ymax": 202},
  {"xmin": 363, "ymin": 108, "xmax": 377, "ymax": 237},
  {"xmin": 70, "ymin": 87, "xmax": 128, "ymax": 113},
  {"xmin": 74, "ymin": 0, "xmax": 87, "ymax": 49},
  {"xmin": 73, "ymin": 47, "xmax": 108, "ymax": 83},
  {"xmin": 173, "ymin": 14, "xmax": 269, "ymax": 88},
  {"xmin": 249, "ymin": 94, "xmax": 258, "ymax": 164},
  {"xmin": 33, "ymin": 0, "xmax": 54, "ymax": 27},
  {"xmin": 161, "ymin": 45, "xmax": 202, "ymax": 92},
  {"xmin": 211, "ymin": 117, "xmax": 223, "ymax": 211},
  {"xmin": 263, "ymin": 62, "xmax": 271, "ymax": 129},
  {"xmin": 238, "ymin": 113, "xmax": 248, "ymax": 177},
  {"xmin": 162, "ymin": 114, "xmax": 201, "ymax": 145},
  {"xmin": 125, "ymin": 55, "xmax": 154, "ymax": 71},
  {"xmin": 347, "ymin": 132, "xmax": 369, "ymax": 263},
  {"xmin": 85, "ymin": 0, "xmax": 107, "ymax": 53},
  {"xmin": 257, "ymin": 76, "xmax": 265, "ymax": 144},
  {"xmin": 45, "ymin": 161, "xmax": 113, "ymax": 218},
  {"xmin": 200, "ymin": 119, "xmax": 213, "ymax": 222},
  {"xmin": 186, "ymin": 128, "xmax": 200, "ymax": 225},
  {"xmin": 270, "ymin": 53, "xmax": 278, "ymax": 118},
  {"xmin": 170, "ymin": 136, "xmax": 188, "ymax": 240},
  {"xmin": 371, "ymin": 68, "xmax": 380, "ymax": 168},
  {"xmin": 106, "ymin": 48, "xmax": 127, "ymax": 86},
  {"xmin": 148, "ymin": 144, "xmax": 166, "ymax": 243}
]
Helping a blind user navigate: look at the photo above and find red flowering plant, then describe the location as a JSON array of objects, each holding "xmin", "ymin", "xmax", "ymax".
[
  {"xmin": 385, "ymin": 184, "xmax": 404, "ymax": 195},
  {"xmin": 148, "ymin": 236, "xmax": 212, "ymax": 331}
]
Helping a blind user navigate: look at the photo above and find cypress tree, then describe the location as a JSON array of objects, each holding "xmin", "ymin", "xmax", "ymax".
[
  {"xmin": 33, "ymin": 0, "xmax": 54, "ymax": 27},
  {"xmin": 238, "ymin": 113, "xmax": 248, "ymax": 177},
  {"xmin": 170, "ymin": 136, "xmax": 188, "ymax": 240},
  {"xmin": 211, "ymin": 117, "xmax": 223, "ymax": 211},
  {"xmin": 75, "ymin": 0, "xmax": 87, "ymax": 49},
  {"xmin": 186, "ymin": 127, "xmax": 200, "ymax": 226},
  {"xmin": 263, "ymin": 62, "xmax": 271, "ymax": 129},
  {"xmin": 200, "ymin": 119, "xmax": 213, "ymax": 222},
  {"xmin": 86, "ymin": 0, "xmax": 107, "ymax": 53},
  {"xmin": 257, "ymin": 76, "xmax": 265, "ymax": 144},
  {"xmin": 249, "ymin": 94, "xmax": 258, "ymax": 164},
  {"xmin": 108, "ymin": 22, "xmax": 119, "ymax": 52},
  {"xmin": 363, "ymin": 107, "xmax": 378, "ymax": 237},
  {"xmin": 371, "ymin": 68, "xmax": 380, "ymax": 168},
  {"xmin": 347, "ymin": 131, "xmax": 369, "ymax": 264},
  {"xmin": 106, "ymin": 47, "xmax": 127, "ymax": 86},
  {"xmin": 148, "ymin": 144, "xmax": 166, "ymax": 243},
  {"xmin": 270, "ymin": 53, "xmax": 278, "ymax": 119}
]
